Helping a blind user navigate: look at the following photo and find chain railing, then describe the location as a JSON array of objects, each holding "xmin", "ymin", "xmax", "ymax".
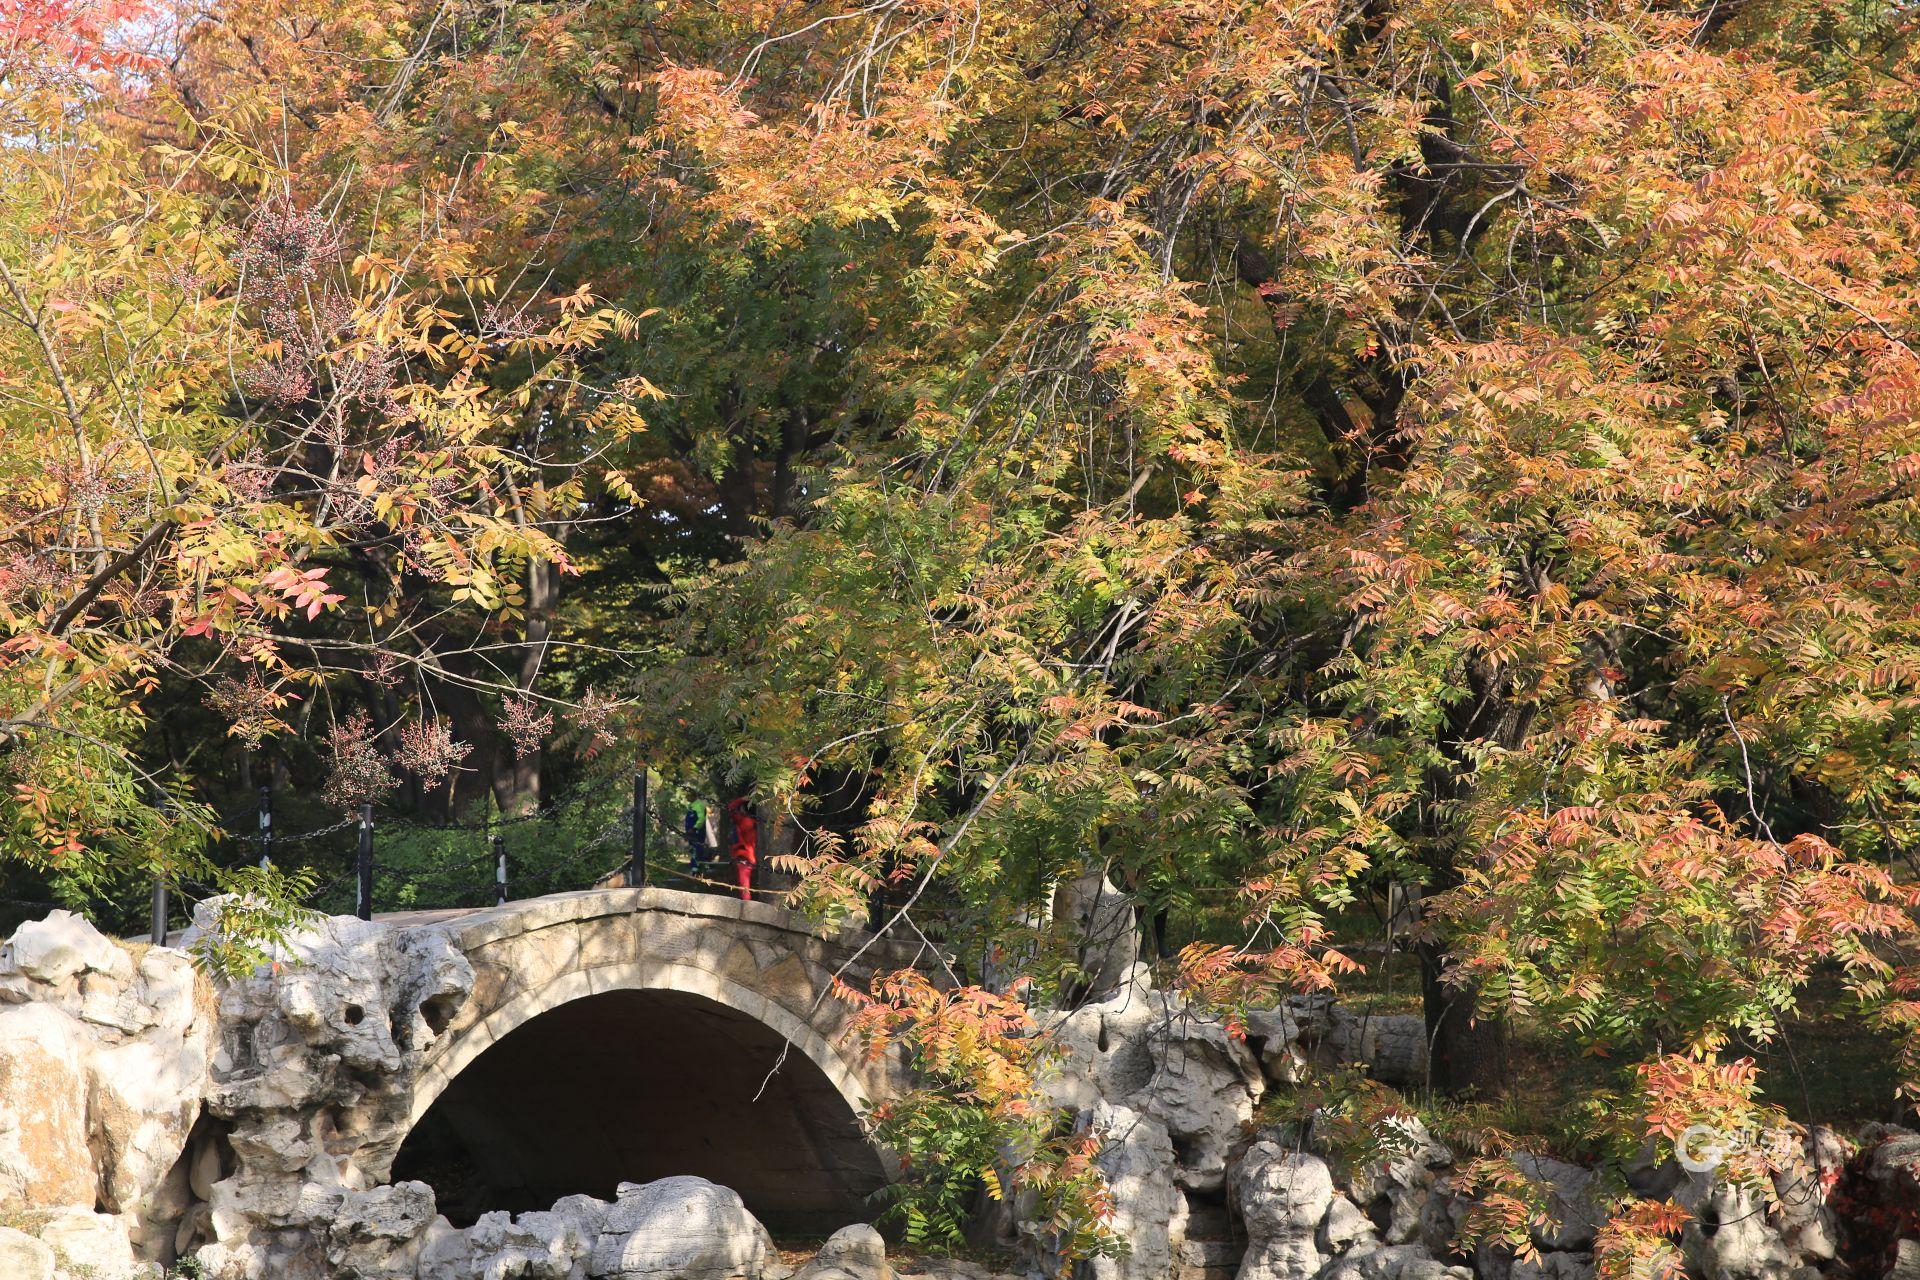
[{"xmin": 142, "ymin": 769, "xmax": 778, "ymax": 938}]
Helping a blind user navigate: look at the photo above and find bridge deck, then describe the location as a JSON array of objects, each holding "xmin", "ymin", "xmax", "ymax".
[{"xmin": 155, "ymin": 886, "xmax": 929, "ymax": 972}]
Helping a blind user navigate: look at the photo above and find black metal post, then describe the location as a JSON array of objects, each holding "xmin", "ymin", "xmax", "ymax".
[
  {"xmin": 493, "ymin": 834, "xmax": 508, "ymax": 906},
  {"xmin": 257, "ymin": 784, "xmax": 273, "ymax": 868},
  {"xmin": 356, "ymin": 802, "xmax": 374, "ymax": 920},
  {"xmin": 150, "ymin": 877, "xmax": 168, "ymax": 945},
  {"xmin": 628, "ymin": 770, "xmax": 648, "ymax": 887}
]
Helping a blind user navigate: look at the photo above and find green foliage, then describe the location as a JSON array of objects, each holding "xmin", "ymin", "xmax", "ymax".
[
  {"xmin": 185, "ymin": 865, "xmax": 321, "ymax": 980},
  {"xmin": 842, "ymin": 972, "xmax": 1125, "ymax": 1262},
  {"xmin": 869, "ymin": 1093, "xmax": 1020, "ymax": 1249}
]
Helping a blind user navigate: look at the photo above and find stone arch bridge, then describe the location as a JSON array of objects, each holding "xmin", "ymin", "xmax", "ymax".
[{"xmin": 188, "ymin": 886, "xmax": 931, "ymax": 1275}]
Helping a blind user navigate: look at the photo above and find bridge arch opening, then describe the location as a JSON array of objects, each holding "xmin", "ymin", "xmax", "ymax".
[{"xmin": 390, "ymin": 983, "xmax": 890, "ymax": 1236}]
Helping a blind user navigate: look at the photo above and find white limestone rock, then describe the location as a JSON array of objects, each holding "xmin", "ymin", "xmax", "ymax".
[
  {"xmin": 0, "ymin": 1003, "xmax": 96, "ymax": 1207},
  {"xmin": 1770, "ymin": 1127, "xmax": 1847, "ymax": 1265},
  {"xmin": 393, "ymin": 931, "xmax": 476, "ymax": 1053},
  {"xmin": 1621, "ymin": 1139, "xmax": 1682, "ymax": 1201},
  {"xmin": 1510, "ymin": 1253, "xmax": 1593, "ymax": 1280},
  {"xmin": 588, "ymin": 1176, "xmax": 775, "ymax": 1280},
  {"xmin": 179, "ymin": 1238, "xmax": 268, "ymax": 1280},
  {"xmin": 321, "ymin": 1181, "xmax": 439, "ymax": 1278},
  {"xmin": 192, "ymin": 900, "xmax": 476, "ymax": 1270},
  {"xmin": 895, "ymin": 1261, "xmax": 1019, "ymax": 1280},
  {"xmin": 1129, "ymin": 1004, "xmax": 1265, "ymax": 1191},
  {"xmin": 1281, "ymin": 998, "xmax": 1432, "ymax": 1090},
  {"xmin": 1244, "ymin": 1006, "xmax": 1306, "ymax": 1085},
  {"xmin": 0, "ymin": 912, "xmax": 213, "ymax": 1275},
  {"xmin": 1318, "ymin": 1195, "xmax": 1378, "ymax": 1257},
  {"xmin": 1079, "ymin": 1102, "xmax": 1184, "ymax": 1280},
  {"xmin": 1508, "ymin": 1156, "xmax": 1601, "ymax": 1253},
  {"xmin": 1317, "ymin": 1011, "xmax": 1429, "ymax": 1090},
  {"xmin": 414, "ymin": 1217, "xmax": 484, "ymax": 1280},
  {"xmin": 517, "ymin": 1195, "xmax": 613, "ymax": 1274},
  {"xmin": 1674, "ymin": 1175, "xmax": 1809, "ymax": 1280},
  {"xmin": 1319, "ymin": 1244, "xmax": 1471, "ymax": 1280},
  {"xmin": 137, "ymin": 947, "xmax": 202, "ymax": 1031},
  {"xmin": 1034, "ymin": 984, "xmax": 1161, "ymax": 1115},
  {"xmin": 33, "ymin": 1207, "xmax": 155, "ymax": 1279},
  {"xmin": 6, "ymin": 911, "xmax": 131, "ymax": 986},
  {"xmin": 1231, "ymin": 1140, "xmax": 1334, "ymax": 1280},
  {"xmin": 1343, "ymin": 1117, "xmax": 1453, "ymax": 1248},
  {"xmin": 202, "ymin": 905, "xmax": 471, "ymax": 1098},
  {"xmin": 201, "ymin": 907, "xmax": 400, "ymax": 1091},
  {"xmin": 0, "ymin": 1226, "xmax": 56, "ymax": 1280},
  {"xmin": 1052, "ymin": 873, "xmax": 1141, "ymax": 1004},
  {"xmin": 89, "ymin": 1029, "xmax": 213, "ymax": 1215},
  {"xmin": 417, "ymin": 1194, "xmax": 608, "ymax": 1280},
  {"xmin": 793, "ymin": 1224, "xmax": 890, "ymax": 1280}
]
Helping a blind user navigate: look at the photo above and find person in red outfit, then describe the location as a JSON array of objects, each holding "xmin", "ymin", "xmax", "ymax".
[{"xmin": 725, "ymin": 797, "xmax": 757, "ymax": 902}]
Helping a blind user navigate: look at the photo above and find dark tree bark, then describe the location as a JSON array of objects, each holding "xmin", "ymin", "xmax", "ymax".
[
  {"xmin": 1409, "ymin": 657, "xmax": 1538, "ymax": 1096},
  {"xmin": 771, "ymin": 406, "xmax": 808, "ymax": 518},
  {"xmin": 439, "ymin": 681, "xmax": 506, "ymax": 816},
  {"xmin": 1231, "ymin": 240, "xmax": 1408, "ymax": 512},
  {"xmin": 425, "ymin": 556, "xmax": 560, "ymax": 820},
  {"xmin": 1232, "ymin": 103, "xmax": 1526, "ymax": 1089},
  {"xmin": 489, "ymin": 557, "xmax": 560, "ymax": 817},
  {"xmin": 1417, "ymin": 934, "xmax": 1507, "ymax": 1095}
]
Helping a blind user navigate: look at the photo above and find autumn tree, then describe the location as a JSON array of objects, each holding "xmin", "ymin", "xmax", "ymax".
[
  {"xmin": 622, "ymin": 0, "xmax": 1920, "ymax": 1184},
  {"xmin": 0, "ymin": 0, "xmax": 649, "ymax": 922},
  {"xmin": 10, "ymin": 0, "xmax": 1920, "ymax": 1256}
]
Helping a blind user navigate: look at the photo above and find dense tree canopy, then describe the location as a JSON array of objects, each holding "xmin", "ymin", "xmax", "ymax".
[{"xmin": 6, "ymin": 0, "xmax": 1920, "ymax": 1264}]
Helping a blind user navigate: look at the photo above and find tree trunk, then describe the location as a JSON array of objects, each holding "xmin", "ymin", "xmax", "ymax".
[
  {"xmin": 430, "ymin": 557, "xmax": 560, "ymax": 820},
  {"xmin": 490, "ymin": 747, "xmax": 541, "ymax": 818},
  {"xmin": 439, "ymin": 682, "xmax": 505, "ymax": 817},
  {"xmin": 490, "ymin": 558, "xmax": 559, "ymax": 817},
  {"xmin": 1417, "ymin": 937, "xmax": 1506, "ymax": 1096},
  {"xmin": 1415, "ymin": 837, "xmax": 1510, "ymax": 1097},
  {"xmin": 1414, "ymin": 663, "xmax": 1532, "ymax": 1098},
  {"xmin": 718, "ymin": 441, "xmax": 757, "ymax": 537},
  {"xmin": 771, "ymin": 406, "xmax": 807, "ymax": 518}
]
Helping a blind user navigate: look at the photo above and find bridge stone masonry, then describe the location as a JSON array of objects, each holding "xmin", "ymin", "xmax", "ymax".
[
  {"xmin": 390, "ymin": 888, "xmax": 911, "ymax": 1229},
  {"xmin": 0, "ymin": 886, "xmax": 929, "ymax": 1280}
]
